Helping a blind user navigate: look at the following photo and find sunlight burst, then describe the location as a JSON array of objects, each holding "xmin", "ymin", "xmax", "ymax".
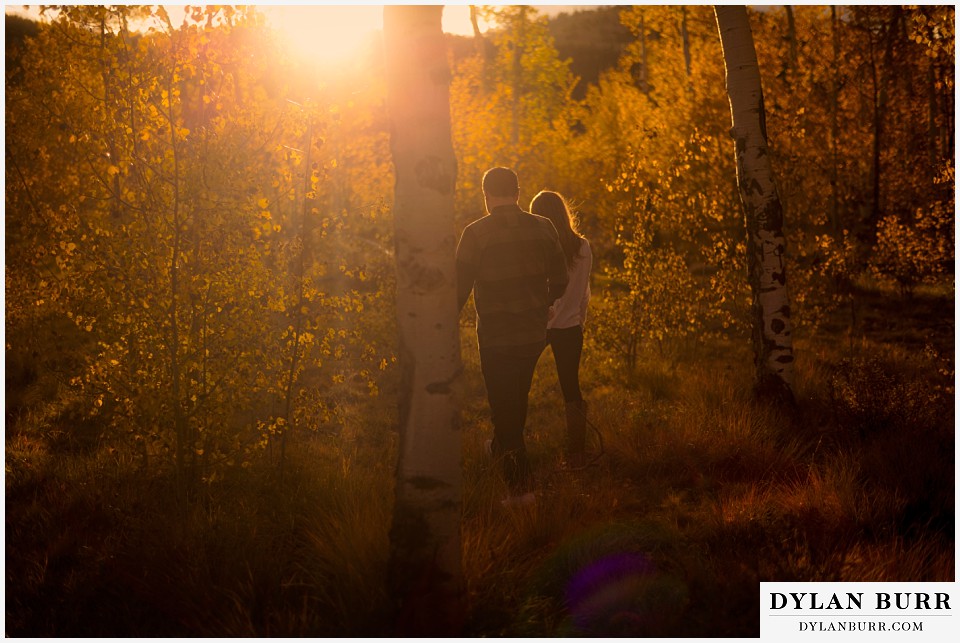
[
  {"xmin": 265, "ymin": 6, "xmax": 381, "ymax": 63},
  {"xmin": 263, "ymin": 5, "xmax": 477, "ymax": 64}
]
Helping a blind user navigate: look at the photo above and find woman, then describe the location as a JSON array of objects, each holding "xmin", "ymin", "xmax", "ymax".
[{"xmin": 530, "ymin": 190, "xmax": 592, "ymax": 468}]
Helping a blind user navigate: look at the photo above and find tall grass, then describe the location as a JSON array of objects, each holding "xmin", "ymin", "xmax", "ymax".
[{"xmin": 6, "ymin": 286, "xmax": 954, "ymax": 636}]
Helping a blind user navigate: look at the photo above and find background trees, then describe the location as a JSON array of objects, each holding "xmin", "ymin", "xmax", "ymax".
[
  {"xmin": 579, "ymin": 5, "xmax": 746, "ymax": 369},
  {"xmin": 448, "ymin": 5, "xmax": 582, "ymax": 221},
  {"xmin": 5, "ymin": 6, "xmax": 390, "ymax": 491},
  {"xmin": 9, "ymin": 5, "xmax": 950, "ymax": 447},
  {"xmin": 750, "ymin": 6, "xmax": 954, "ymax": 327},
  {"xmin": 5, "ymin": 4, "xmax": 954, "ymax": 637}
]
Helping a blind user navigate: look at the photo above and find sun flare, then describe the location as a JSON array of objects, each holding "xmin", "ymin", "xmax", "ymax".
[
  {"xmin": 6, "ymin": 4, "xmax": 480, "ymax": 65},
  {"xmin": 264, "ymin": 6, "xmax": 380, "ymax": 63},
  {"xmin": 263, "ymin": 5, "xmax": 477, "ymax": 64}
]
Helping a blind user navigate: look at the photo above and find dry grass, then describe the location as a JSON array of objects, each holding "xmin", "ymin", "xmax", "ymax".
[{"xmin": 5, "ymin": 285, "xmax": 954, "ymax": 636}]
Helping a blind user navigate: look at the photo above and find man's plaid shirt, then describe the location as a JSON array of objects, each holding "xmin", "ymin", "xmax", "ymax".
[{"xmin": 456, "ymin": 204, "xmax": 569, "ymax": 348}]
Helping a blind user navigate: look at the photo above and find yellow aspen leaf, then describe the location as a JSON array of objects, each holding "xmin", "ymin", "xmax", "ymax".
[
  {"xmin": 257, "ymin": 198, "xmax": 269, "ymax": 209},
  {"xmin": 140, "ymin": 131, "xmax": 150, "ymax": 141},
  {"xmin": 107, "ymin": 165, "xmax": 120, "ymax": 176}
]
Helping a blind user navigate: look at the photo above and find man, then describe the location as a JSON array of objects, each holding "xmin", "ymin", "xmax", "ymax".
[{"xmin": 456, "ymin": 167, "xmax": 569, "ymax": 505}]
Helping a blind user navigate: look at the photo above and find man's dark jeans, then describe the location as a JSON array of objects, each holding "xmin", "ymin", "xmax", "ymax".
[{"xmin": 479, "ymin": 341, "xmax": 545, "ymax": 493}]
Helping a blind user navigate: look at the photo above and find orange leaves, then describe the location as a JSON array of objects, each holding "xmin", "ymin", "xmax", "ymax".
[{"xmin": 870, "ymin": 205, "xmax": 953, "ymax": 297}]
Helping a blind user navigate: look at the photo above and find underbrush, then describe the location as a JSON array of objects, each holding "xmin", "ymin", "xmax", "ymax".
[
  {"xmin": 5, "ymin": 285, "xmax": 954, "ymax": 636},
  {"xmin": 5, "ymin": 413, "xmax": 397, "ymax": 637}
]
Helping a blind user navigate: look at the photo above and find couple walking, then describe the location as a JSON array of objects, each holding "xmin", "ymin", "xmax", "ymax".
[{"xmin": 456, "ymin": 167, "xmax": 593, "ymax": 506}]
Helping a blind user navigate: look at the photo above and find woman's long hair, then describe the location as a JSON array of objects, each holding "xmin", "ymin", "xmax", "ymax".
[{"xmin": 530, "ymin": 190, "xmax": 585, "ymax": 269}]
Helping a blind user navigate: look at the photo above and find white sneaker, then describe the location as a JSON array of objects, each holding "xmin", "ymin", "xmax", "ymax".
[{"xmin": 500, "ymin": 491, "xmax": 536, "ymax": 508}]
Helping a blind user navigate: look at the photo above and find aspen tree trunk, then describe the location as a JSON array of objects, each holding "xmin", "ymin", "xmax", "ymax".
[
  {"xmin": 469, "ymin": 4, "xmax": 484, "ymax": 51},
  {"xmin": 715, "ymin": 6, "xmax": 795, "ymax": 403},
  {"xmin": 869, "ymin": 40, "xmax": 886, "ymax": 244},
  {"xmin": 867, "ymin": 7, "xmax": 902, "ymax": 244},
  {"xmin": 382, "ymin": 5, "xmax": 465, "ymax": 635},
  {"xmin": 927, "ymin": 58, "xmax": 938, "ymax": 171},
  {"xmin": 681, "ymin": 6, "xmax": 692, "ymax": 84},
  {"xmin": 163, "ymin": 39, "xmax": 190, "ymax": 494},
  {"xmin": 829, "ymin": 5, "xmax": 840, "ymax": 236},
  {"xmin": 785, "ymin": 6, "xmax": 798, "ymax": 77},
  {"xmin": 511, "ymin": 6, "xmax": 528, "ymax": 147},
  {"xmin": 638, "ymin": 11, "xmax": 649, "ymax": 95}
]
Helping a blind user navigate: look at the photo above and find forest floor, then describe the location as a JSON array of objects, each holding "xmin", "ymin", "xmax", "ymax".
[
  {"xmin": 5, "ymin": 282, "xmax": 955, "ymax": 637},
  {"xmin": 456, "ymin": 283, "xmax": 954, "ymax": 637}
]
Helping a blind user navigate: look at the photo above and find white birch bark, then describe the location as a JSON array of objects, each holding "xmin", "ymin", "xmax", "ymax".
[
  {"xmin": 382, "ymin": 5, "xmax": 465, "ymax": 635},
  {"xmin": 715, "ymin": 6, "xmax": 795, "ymax": 402}
]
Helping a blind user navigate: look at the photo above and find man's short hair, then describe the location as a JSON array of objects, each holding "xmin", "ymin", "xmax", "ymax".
[{"xmin": 482, "ymin": 167, "xmax": 520, "ymax": 198}]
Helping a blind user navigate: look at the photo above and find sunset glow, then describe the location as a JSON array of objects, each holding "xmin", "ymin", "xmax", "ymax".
[
  {"xmin": 6, "ymin": 3, "xmax": 952, "ymax": 638},
  {"xmin": 262, "ymin": 5, "xmax": 478, "ymax": 63},
  {"xmin": 5, "ymin": 4, "xmax": 482, "ymax": 65}
]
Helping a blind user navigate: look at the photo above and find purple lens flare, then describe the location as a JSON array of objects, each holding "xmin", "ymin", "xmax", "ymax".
[{"xmin": 564, "ymin": 551, "xmax": 655, "ymax": 631}]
